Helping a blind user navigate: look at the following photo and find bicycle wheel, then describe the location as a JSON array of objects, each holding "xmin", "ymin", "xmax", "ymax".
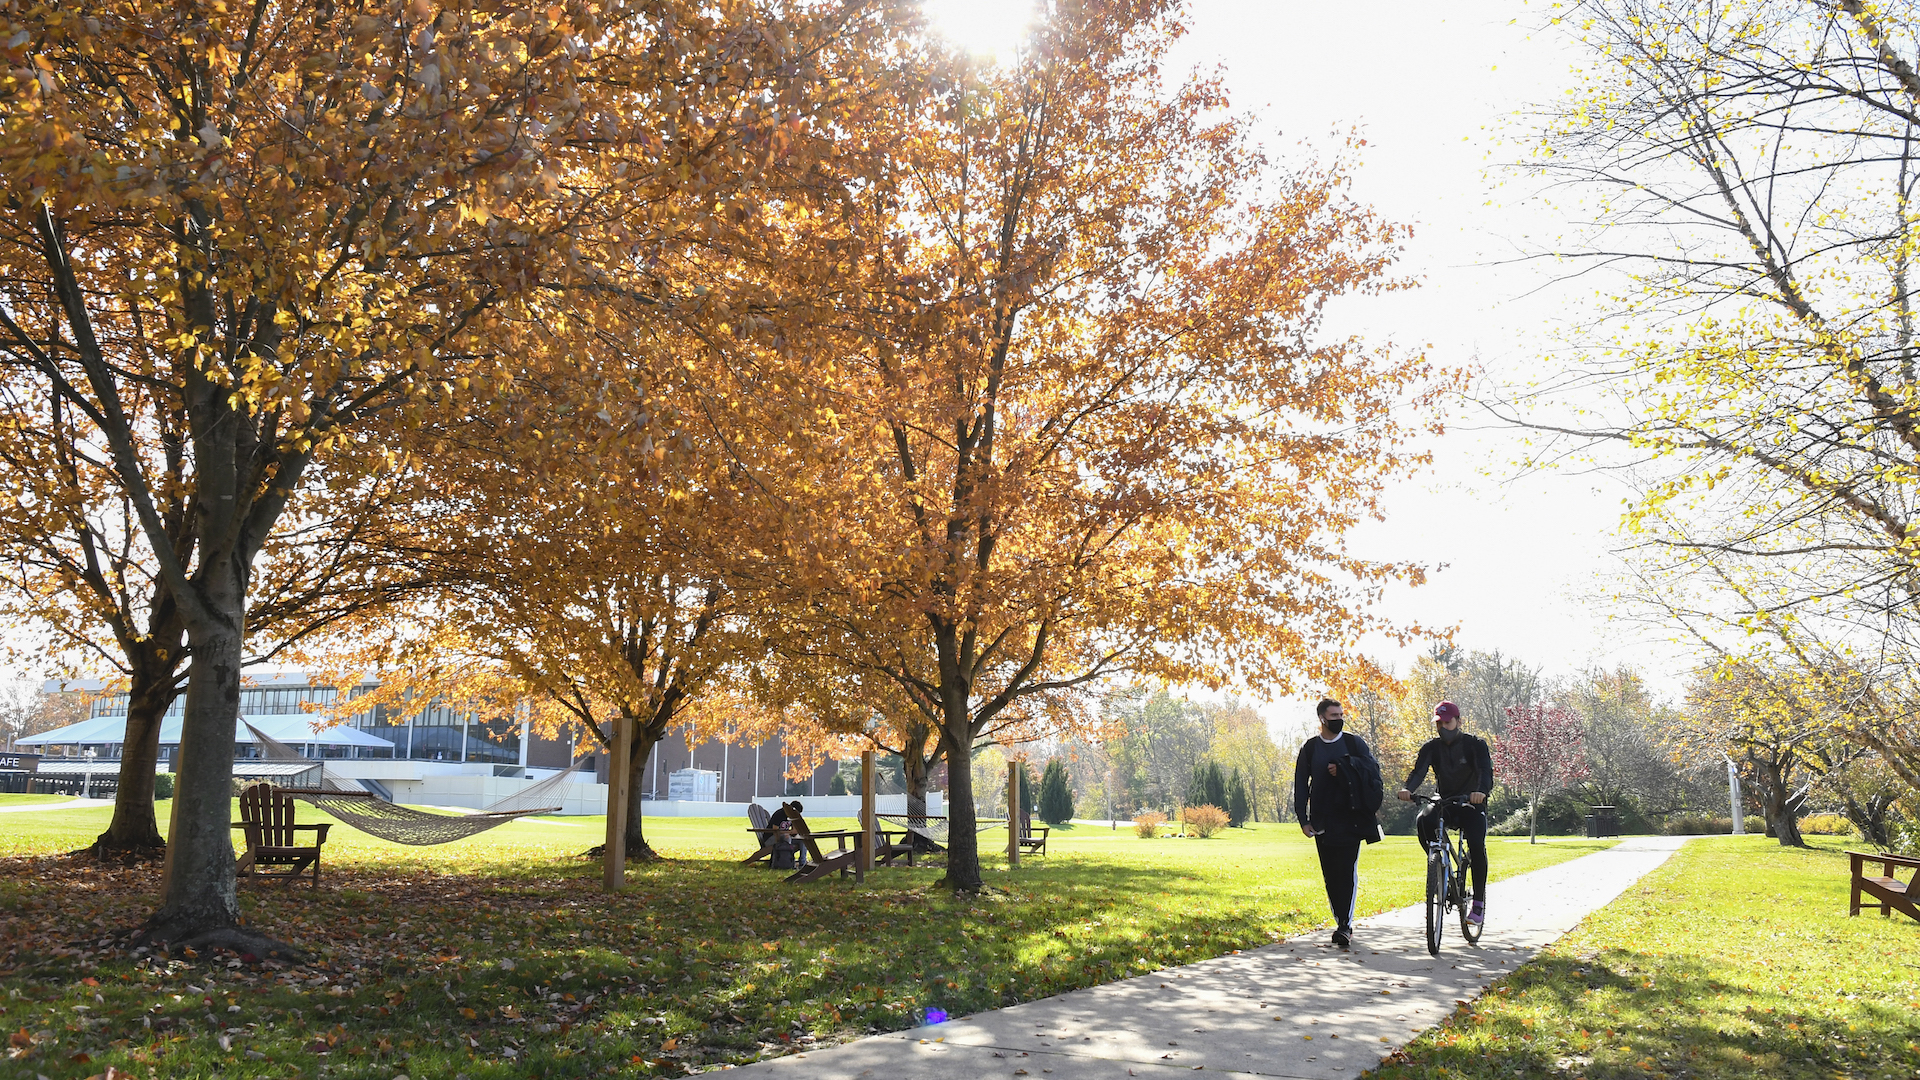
[
  {"xmin": 1456, "ymin": 842, "xmax": 1483, "ymax": 945},
  {"xmin": 1425, "ymin": 848, "xmax": 1446, "ymax": 956}
]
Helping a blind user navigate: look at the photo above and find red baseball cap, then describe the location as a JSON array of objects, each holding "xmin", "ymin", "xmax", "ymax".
[{"xmin": 1434, "ymin": 701, "xmax": 1461, "ymax": 721}]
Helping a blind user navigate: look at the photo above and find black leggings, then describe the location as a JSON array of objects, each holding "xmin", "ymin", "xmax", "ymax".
[{"xmin": 1416, "ymin": 802, "xmax": 1487, "ymax": 901}]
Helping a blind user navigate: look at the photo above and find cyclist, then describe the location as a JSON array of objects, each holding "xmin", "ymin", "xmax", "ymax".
[{"xmin": 1395, "ymin": 701, "xmax": 1492, "ymax": 925}]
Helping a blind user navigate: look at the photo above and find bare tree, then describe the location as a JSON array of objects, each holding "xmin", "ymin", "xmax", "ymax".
[{"xmin": 1509, "ymin": 0, "xmax": 1920, "ymax": 796}]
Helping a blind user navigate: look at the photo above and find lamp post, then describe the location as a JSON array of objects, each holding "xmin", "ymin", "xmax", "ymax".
[{"xmin": 1727, "ymin": 758, "xmax": 1743, "ymax": 835}]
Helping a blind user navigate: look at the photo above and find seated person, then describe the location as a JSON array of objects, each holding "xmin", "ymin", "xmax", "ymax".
[
  {"xmin": 767, "ymin": 800, "xmax": 802, "ymax": 829},
  {"xmin": 769, "ymin": 822, "xmax": 807, "ymax": 870}
]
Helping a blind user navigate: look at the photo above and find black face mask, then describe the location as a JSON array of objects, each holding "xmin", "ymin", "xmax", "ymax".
[
  {"xmin": 1439, "ymin": 724, "xmax": 1463, "ymax": 744},
  {"xmin": 1323, "ymin": 716, "xmax": 1344, "ymax": 734}
]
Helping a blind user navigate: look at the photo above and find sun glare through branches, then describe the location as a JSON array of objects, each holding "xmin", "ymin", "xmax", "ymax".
[{"xmin": 921, "ymin": 0, "xmax": 1037, "ymax": 62}]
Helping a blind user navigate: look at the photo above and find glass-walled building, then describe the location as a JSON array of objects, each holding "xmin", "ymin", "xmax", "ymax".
[
  {"xmin": 61, "ymin": 672, "xmax": 525, "ymax": 765},
  {"xmin": 356, "ymin": 696, "xmax": 521, "ymax": 765}
]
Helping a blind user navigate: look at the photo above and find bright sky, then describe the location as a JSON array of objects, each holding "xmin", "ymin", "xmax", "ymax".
[
  {"xmin": 1164, "ymin": 2, "xmax": 1695, "ymax": 722},
  {"xmin": 920, "ymin": 0, "xmax": 1693, "ymax": 726}
]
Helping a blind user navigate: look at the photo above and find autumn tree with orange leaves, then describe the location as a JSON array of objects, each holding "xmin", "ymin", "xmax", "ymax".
[
  {"xmin": 311, "ymin": 357, "xmax": 803, "ymax": 870},
  {"xmin": 0, "ymin": 0, "xmax": 895, "ymax": 950},
  {"xmin": 752, "ymin": 1, "xmax": 1451, "ymax": 892}
]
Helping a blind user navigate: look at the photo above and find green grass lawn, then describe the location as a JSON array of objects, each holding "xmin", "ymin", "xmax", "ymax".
[
  {"xmin": 0, "ymin": 806, "xmax": 1611, "ymax": 1078},
  {"xmin": 1371, "ymin": 836, "xmax": 1920, "ymax": 1080},
  {"xmin": 0, "ymin": 792, "xmax": 81, "ymax": 808}
]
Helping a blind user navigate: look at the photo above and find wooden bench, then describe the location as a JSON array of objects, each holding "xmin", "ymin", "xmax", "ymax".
[
  {"xmin": 1849, "ymin": 850, "xmax": 1920, "ymax": 922},
  {"xmin": 234, "ymin": 783, "xmax": 331, "ymax": 888}
]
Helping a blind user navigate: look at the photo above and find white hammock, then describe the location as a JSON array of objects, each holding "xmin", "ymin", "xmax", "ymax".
[
  {"xmin": 244, "ymin": 721, "xmax": 591, "ymax": 846},
  {"xmin": 874, "ymin": 813, "xmax": 1007, "ymax": 848}
]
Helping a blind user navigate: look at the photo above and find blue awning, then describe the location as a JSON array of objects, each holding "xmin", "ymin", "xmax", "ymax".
[{"xmin": 17, "ymin": 714, "xmax": 394, "ymax": 750}]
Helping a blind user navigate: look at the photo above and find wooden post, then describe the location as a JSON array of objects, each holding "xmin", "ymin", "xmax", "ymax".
[
  {"xmin": 859, "ymin": 749, "xmax": 875, "ymax": 879},
  {"xmin": 603, "ymin": 714, "xmax": 632, "ymax": 891},
  {"xmin": 1007, "ymin": 759, "xmax": 1020, "ymax": 868}
]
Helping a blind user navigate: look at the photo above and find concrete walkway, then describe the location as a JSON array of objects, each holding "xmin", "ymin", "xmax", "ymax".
[
  {"xmin": 735, "ymin": 836, "xmax": 1690, "ymax": 1079},
  {"xmin": 0, "ymin": 797, "xmax": 111, "ymax": 813}
]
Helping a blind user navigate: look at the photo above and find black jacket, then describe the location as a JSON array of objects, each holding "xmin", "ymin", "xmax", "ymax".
[
  {"xmin": 1402, "ymin": 733, "xmax": 1493, "ymax": 799},
  {"xmin": 1293, "ymin": 732, "xmax": 1378, "ymax": 838}
]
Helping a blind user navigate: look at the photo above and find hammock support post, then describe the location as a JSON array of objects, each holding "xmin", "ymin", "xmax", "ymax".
[
  {"xmin": 1007, "ymin": 761, "xmax": 1020, "ymax": 868},
  {"xmin": 859, "ymin": 750, "xmax": 875, "ymax": 877},
  {"xmin": 604, "ymin": 714, "xmax": 632, "ymax": 891}
]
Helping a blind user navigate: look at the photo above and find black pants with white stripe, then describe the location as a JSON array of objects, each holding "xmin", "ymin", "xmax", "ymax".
[{"xmin": 1314, "ymin": 832, "xmax": 1364, "ymax": 933}]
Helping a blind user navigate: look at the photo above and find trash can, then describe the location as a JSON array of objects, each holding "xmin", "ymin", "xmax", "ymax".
[{"xmin": 1587, "ymin": 805, "xmax": 1618, "ymax": 838}]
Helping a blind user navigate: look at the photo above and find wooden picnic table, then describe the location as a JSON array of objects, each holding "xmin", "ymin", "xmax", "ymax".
[{"xmin": 781, "ymin": 825, "xmax": 921, "ymax": 882}]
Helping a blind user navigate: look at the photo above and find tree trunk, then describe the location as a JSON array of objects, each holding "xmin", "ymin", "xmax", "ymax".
[
  {"xmin": 937, "ymin": 724, "xmax": 981, "ymax": 893},
  {"xmin": 903, "ymin": 740, "xmax": 930, "ymax": 819},
  {"xmin": 1753, "ymin": 759, "xmax": 1806, "ymax": 848},
  {"xmin": 135, "ymin": 556, "xmax": 299, "ymax": 958},
  {"xmin": 623, "ymin": 731, "xmax": 661, "ymax": 862},
  {"xmin": 1842, "ymin": 791, "xmax": 1896, "ymax": 848},
  {"xmin": 154, "ymin": 617, "xmax": 241, "ymax": 928},
  {"xmin": 92, "ymin": 662, "xmax": 177, "ymax": 856},
  {"xmin": 1528, "ymin": 791, "xmax": 1538, "ymax": 845},
  {"xmin": 900, "ymin": 733, "xmax": 945, "ymax": 854}
]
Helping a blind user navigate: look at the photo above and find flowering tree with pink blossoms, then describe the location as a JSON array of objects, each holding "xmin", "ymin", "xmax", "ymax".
[{"xmin": 1497, "ymin": 704, "xmax": 1590, "ymax": 844}]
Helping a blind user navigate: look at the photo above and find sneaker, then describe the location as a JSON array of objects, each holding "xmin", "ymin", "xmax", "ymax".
[
  {"xmin": 1331, "ymin": 928, "xmax": 1352, "ymax": 949},
  {"xmin": 1468, "ymin": 901, "xmax": 1485, "ymax": 925}
]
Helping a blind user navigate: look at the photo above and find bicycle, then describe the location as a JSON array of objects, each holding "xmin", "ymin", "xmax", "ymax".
[{"xmin": 1416, "ymin": 793, "xmax": 1484, "ymax": 956}]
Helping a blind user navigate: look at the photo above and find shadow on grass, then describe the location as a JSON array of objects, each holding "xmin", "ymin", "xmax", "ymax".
[{"xmin": 0, "ymin": 846, "xmax": 1326, "ymax": 1080}]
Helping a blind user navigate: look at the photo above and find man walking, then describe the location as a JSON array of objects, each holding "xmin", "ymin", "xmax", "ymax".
[{"xmin": 1293, "ymin": 697, "xmax": 1380, "ymax": 948}]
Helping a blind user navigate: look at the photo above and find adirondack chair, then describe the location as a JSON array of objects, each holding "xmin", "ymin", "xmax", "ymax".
[
  {"xmin": 1017, "ymin": 807, "xmax": 1049, "ymax": 856},
  {"xmin": 234, "ymin": 782, "xmax": 331, "ymax": 887},
  {"xmin": 743, "ymin": 803, "xmax": 776, "ymax": 865},
  {"xmin": 1850, "ymin": 850, "xmax": 1920, "ymax": 922}
]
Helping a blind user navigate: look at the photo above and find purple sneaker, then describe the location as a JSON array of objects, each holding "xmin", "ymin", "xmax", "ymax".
[{"xmin": 1468, "ymin": 901, "xmax": 1485, "ymax": 925}]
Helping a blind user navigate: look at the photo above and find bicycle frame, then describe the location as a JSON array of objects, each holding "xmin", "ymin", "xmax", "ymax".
[{"xmin": 1419, "ymin": 793, "xmax": 1480, "ymax": 955}]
